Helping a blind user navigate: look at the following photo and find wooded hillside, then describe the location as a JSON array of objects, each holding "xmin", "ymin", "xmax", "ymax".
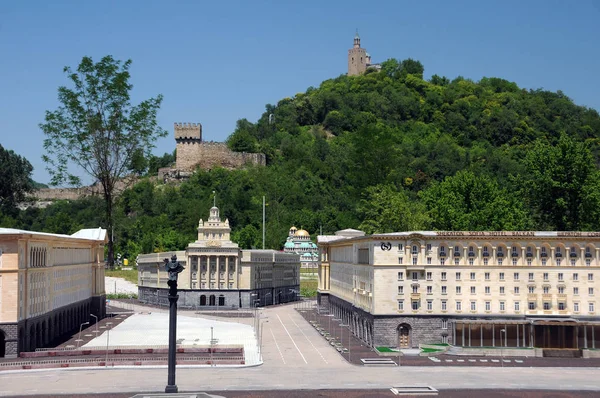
[{"xmin": 5, "ymin": 58, "xmax": 600, "ymax": 261}]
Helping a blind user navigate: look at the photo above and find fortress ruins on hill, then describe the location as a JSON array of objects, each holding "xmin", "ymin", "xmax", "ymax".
[
  {"xmin": 159, "ymin": 122, "xmax": 266, "ymax": 180},
  {"xmin": 29, "ymin": 122, "xmax": 266, "ymax": 204}
]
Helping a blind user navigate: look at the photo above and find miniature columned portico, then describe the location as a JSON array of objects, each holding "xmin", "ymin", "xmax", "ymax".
[{"xmin": 188, "ymin": 254, "xmax": 238, "ymax": 289}]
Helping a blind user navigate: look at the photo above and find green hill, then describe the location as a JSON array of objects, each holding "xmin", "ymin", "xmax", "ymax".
[{"xmin": 9, "ymin": 58, "xmax": 600, "ymax": 260}]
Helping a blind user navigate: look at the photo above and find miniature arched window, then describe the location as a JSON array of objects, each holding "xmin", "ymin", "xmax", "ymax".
[
  {"xmin": 555, "ymin": 246, "xmax": 563, "ymax": 257},
  {"xmin": 218, "ymin": 295, "xmax": 225, "ymax": 306},
  {"xmin": 453, "ymin": 245, "xmax": 462, "ymax": 257},
  {"xmin": 512, "ymin": 246, "xmax": 519, "ymax": 257},
  {"xmin": 209, "ymin": 295, "xmax": 216, "ymax": 306},
  {"xmin": 482, "ymin": 246, "xmax": 490, "ymax": 257},
  {"xmin": 200, "ymin": 295, "xmax": 207, "ymax": 306},
  {"xmin": 497, "ymin": 246, "xmax": 504, "ymax": 257}
]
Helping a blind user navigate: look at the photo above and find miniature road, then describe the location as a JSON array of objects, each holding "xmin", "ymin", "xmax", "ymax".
[{"xmin": 1, "ymin": 303, "xmax": 599, "ymax": 396}]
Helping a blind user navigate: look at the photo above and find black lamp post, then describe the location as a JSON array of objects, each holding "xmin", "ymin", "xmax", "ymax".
[{"xmin": 164, "ymin": 255, "xmax": 185, "ymax": 393}]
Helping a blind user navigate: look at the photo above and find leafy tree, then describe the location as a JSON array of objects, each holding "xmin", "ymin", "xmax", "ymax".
[
  {"xmin": 40, "ymin": 55, "xmax": 167, "ymax": 267},
  {"xmin": 421, "ymin": 170, "xmax": 531, "ymax": 230},
  {"xmin": 232, "ymin": 224, "xmax": 261, "ymax": 249},
  {"xmin": 358, "ymin": 185, "xmax": 430, "ymax": 233},
  {"xmin": 227, "ymin": 129, "xmax": 258, "ymax": 152},
  {"xmin": 0, "ymin": 144, "xmax": 34, "ymax": 214},
  {"xmin": 147, "ymin": 150, "xmax": 175, "ymax": 175},
  {"xmin": 522, "ymin": 134, "xmax": 596, "ymax": 230},
  {"xmin": 128, "ymin": 148, "xmax": 148, "ymax": 176}
]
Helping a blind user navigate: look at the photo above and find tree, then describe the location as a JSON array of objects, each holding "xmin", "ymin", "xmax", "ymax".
[
  {"xmin": 0, "ymin": 144, "xmax": 34, "ymax": 214},
  {"xmin": 232, "ymin": 224, "xmax": 260, "ymax": 249},
  {"xmin": 358, "ymin": 185, "xmax": 430, "ymax": 233},
  {"xmin": 522, "ymin": 134, "xmax": 596, "ymax": 230},
  {"xmin": 421, "ymin": 170, "xmax": 531, "ymax": 230},
  {"xmin": 40, "ymin": 55, "xmax": 167, "ymax": 268},
  {"xmin": 227, "ymin": 129, "xmax": 258, "ymax": 152}
]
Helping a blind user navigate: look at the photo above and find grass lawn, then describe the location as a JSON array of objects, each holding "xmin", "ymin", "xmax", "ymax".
[
  {"xmin": 105, "ymin": 268, "xmax": 138, "ymax": 284},
  {"xmin": 376, "ymin": 347, "xmax": 398, "ymax": 353},
  {"xmin": 300, "ymin": 268, "xmax": 318, "ymax": 275},
  {"xmin": 421, "ymin": 347, "xmax": 444, "ymax": 353},
  {"xmin": 300, "ymin": 279, "xmax": 318, "ymax": 297}
]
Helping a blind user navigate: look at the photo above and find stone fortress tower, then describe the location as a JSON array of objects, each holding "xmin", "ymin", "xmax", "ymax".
[
  {"xmin": 174, "ymin": 122, "xmax": 203, "ymax": 170},
  {"xmin": 347, "ymin": 30, "xmax": 381, "ymax": 76},
  {"xmin": 160, "ymin": 122, "xmax": 266, "ymax": 179}
]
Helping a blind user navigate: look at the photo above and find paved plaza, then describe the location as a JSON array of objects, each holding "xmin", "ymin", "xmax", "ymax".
[
  {"xmin": 82, "ymin": 312, "xmax": 261, "ymax": 366},
  {"xmin": 1, "ymin": 301, "xmax": 600, "ymax": 396}
]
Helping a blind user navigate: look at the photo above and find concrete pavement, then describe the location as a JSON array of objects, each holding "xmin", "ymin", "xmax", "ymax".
[{"xmin": 1, "ymin": 302, "xmax": 599, "ymax": 396}]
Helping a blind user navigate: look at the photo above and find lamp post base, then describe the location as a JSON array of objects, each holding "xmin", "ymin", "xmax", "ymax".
[{"xmin": 165, "ymin": 384, "xmax": 178, "ymax": 393}]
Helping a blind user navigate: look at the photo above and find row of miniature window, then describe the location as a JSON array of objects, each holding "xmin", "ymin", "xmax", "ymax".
[
  {"xmin": 399, "ymin": 257, "xmax": 593, "ymax": 266},
  {"xmin": 398, "ymin": 285, "xmax": 595, "ymax": 296},
  {"xmin": 398, "ymin": 299, "xmax": 595, "ymax": 313},
  {"xmin": 195, "ymin": 282, "xmax": 234, "ymax": 289},
  {"xmin": 398, "ymin": 244, "xmax": 594, "ymax": 258},
  {"xmin": 398, "ymin": 271, "xmax": 594, "ymax": 282}
]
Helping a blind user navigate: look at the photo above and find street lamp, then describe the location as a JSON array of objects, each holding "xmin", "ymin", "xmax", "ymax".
[
  {"xmin": 339, "ymin": 323, "xmax": 351, "ymax": 362},
  {"xmin": 164, "ymin": 254, "xmax": 185, "ymax": 394},
  {"xmin": 254, "ymin": 299, "xmax": 260, "ymax": 334},
  {"xmin": 89, "ymin": 314, "xmax": 99, "ymax": 335},
  {"xmin": 500, "ymin": 328, "xmax": 506, "ymax": 367},
  {"xmin": 76, "ymin": 322, "xmax": 89, "ymax": 348},
  {"xmin": 325, "ymin": 314, "xmax": 335, "ymax": 334},
  {"xmin": 105, "ymin": 322, "xmax": 113, "ymax": 367},
  {"xmin": 265, "ymin": 292, "xmax": 272, "ymax": 306}
]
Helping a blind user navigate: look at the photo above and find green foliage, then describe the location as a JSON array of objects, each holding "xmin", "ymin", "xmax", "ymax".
[
  {"xmin": 40, "ymin": 55, "xmax": 167, "ymax": 267},
  {"xmin": 421, "ymin": 170, "xmax": 531, "ymax": 231},
  {"xmin": 522, "ymin": 134, "xmax": 599, "ymax": 230},
  {"xmin": 10, "ymin": 56, "xmax": 600, "ymax": 261},
  {"xmin": 300, "ymin": 279, "xmax": 318, "ymax": 298},
  {"xmin": 106, "ymin": 293, "xmax": 138, "ymax": 299},
  {"xmin": 358, "ymin": 185, "xmax": 429, "ymax": 233},
  {"xmin": 105, "ymin": 269, "xmax": 138, "ymax": 284},
  {"xmin": 147, "ymin": 150, "xmax": 176, "ymax": 175},
  {"xmin": 232, "ymin": 224, "xmax": 261, "ymax": 249},
  {"xmin": 0, "ymin": 144, "xmax": 34, "ymax": 214}
]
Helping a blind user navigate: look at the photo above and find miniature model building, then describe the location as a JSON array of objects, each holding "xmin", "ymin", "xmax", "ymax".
[
  {"xmin": 318, "ymin": 230, "xmax": 600, "ymax": 354},
  {"xmin": 137, "ymin": 206, "xmax": 300, "ymax": 308},
  {"xmin": 0, "ymin": 227, "xmax": 107, "ymax": 357},
  {"xmin": 283, "ymin": 226, "xmax": 318, "ymax": 270}
]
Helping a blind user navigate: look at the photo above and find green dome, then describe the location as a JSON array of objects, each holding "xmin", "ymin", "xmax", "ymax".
[
  {"xmin": 284, "ymin": 241, "xmax": 295, "ymax": 249},
  {"xmin": 300, "ymin": 242, "xmax": 310, "ymax": 248}
]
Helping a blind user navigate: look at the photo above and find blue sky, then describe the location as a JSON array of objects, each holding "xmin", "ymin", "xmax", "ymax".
[{"xmin": 1, "ymin": 0, "xmax": 599, "ymax": 185}]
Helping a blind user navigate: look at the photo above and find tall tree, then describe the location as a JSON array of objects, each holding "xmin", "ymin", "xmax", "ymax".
[
  {"xmin": 421, "ymin": 170, "xmax": 531, "ymax": 231},
  {"xmin": 358, "ymin": 185, "xmax": 430, "ymax": 233},
  {"xmin": 40, "ymin": 55, "xmax": 166, "ymax": 267},
  {"xmin": 0, "ymin": 144, "xmax": 34, "ymax": 214},
  {"xmin": 522, "ymin": 133, "xmax": 596, "ymax": 230}
]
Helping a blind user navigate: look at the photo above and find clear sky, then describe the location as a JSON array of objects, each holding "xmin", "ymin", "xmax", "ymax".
[{"xmin": 1, "ymin": 0, "xmax": 599, "ymax": 185}]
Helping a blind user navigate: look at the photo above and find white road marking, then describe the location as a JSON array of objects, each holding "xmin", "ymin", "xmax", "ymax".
[
  {"xmin": 288, "ymin": 313, "xmax": 328, "ymax": 364},
  {"xmin": 277, "ymin": 313, "xmax": 308, "ymax": 364},
  {"xmin": 269, "ymin": 326, "xmax": 286, "ymax": 365}
]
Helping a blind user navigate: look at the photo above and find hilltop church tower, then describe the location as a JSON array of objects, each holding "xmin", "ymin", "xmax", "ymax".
[
  {"xmin": 348, "ymin": 31, "xmax": 367, "ymax": 76},
  {"xmin": 347, "ymin": 31, "xmax": 379, "ymax": 76}
]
